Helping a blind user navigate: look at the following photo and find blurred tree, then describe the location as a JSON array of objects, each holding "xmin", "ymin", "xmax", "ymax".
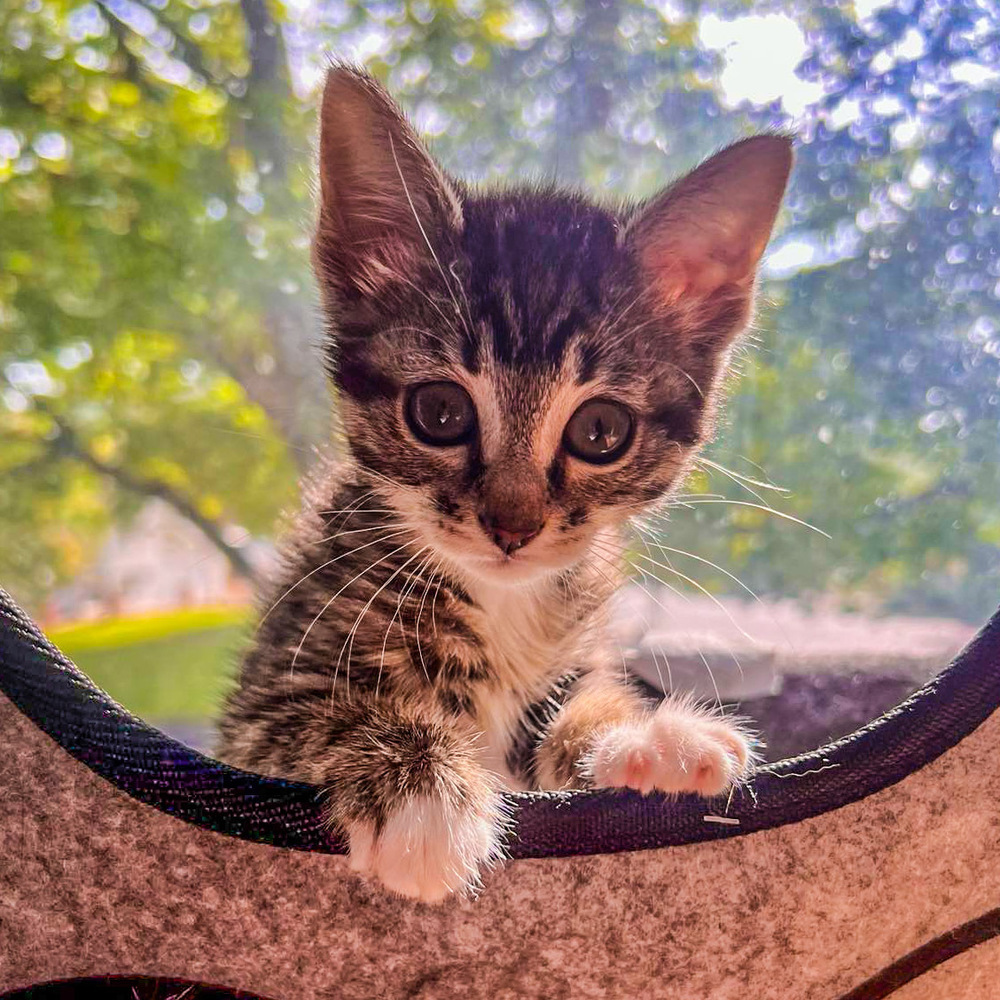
[
  {"xmin": 0, "ymin": 0, "xmax": 316, "ymax": 600},
  {"xmin": 3, "ymin": 0, "xmax": 740, "ymax": 604},
  {"xmin": 714, "ymin": 0, "xmax": 1000, "ymax": 617}
]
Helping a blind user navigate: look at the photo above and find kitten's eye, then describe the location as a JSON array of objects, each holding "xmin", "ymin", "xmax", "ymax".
[
  {"xmin": 563, "ymin": 399, "xmax": 634, "ymax": 464},
  {"xmin": 406, "ymin": 381, "xmax": 476, "ymax": 446}
]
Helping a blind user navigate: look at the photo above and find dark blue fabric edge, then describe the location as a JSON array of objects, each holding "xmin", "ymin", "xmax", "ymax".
[{"xmin": 1, "ymin": 586, "xmax": 998, "ymax": 860}]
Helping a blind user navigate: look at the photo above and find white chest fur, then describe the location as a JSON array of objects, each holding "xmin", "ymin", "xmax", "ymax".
[{"xmin": 463, "ymin": 580, "xmax": 575, "ymax": 790}]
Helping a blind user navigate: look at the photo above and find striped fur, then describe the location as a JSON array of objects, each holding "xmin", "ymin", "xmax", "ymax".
[{"xmin": 217, "ymin": 66, "xmax": 792, "ymax": 901}]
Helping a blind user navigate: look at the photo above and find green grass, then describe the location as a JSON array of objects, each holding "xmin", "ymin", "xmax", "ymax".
[{"xmin": 47, "ymin": 606, "xmax": 251, "ymax": 720}]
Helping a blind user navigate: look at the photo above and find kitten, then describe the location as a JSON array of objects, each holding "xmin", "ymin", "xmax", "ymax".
[{"xmin": 217, "ymin": 66, "xmax": 792, "ymax": 902}]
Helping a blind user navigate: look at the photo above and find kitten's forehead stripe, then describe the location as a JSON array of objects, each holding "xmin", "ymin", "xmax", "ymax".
[
  {"xmin": 462, "ymin": 192, "xmax": 619, "ymax": 369},
  {"xmin": 577, "ymin": 340, "xmax": 604, "ymax": 385},
  {"xmin": 459, "ymin": 326, "xmax": 480, "ymax": 372}
]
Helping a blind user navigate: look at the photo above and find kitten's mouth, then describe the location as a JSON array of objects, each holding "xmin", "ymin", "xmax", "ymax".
[
  {"xmin": 456, "ymin": 539, "xmax": 577, "ymax": 587},
  {"xmin": 469, "ymin": 550, "xmax": 531, "ymax": 569},
  {"xmin": 432, "ymin": 540, "xmax": 548, "ymax": 586},
  {"xmin": 493, "ymin": 551, "xmax": 528, "ymax": 567},
  {"xmin": 427, "ymin": 518, "xmax": 586, "ymax": 585}
]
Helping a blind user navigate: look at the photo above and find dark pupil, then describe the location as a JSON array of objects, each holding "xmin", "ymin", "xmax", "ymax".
[
  {"xmin": 564, "ymin": 400, "xmax": 632, "ymax": 463},
  {"xmin": 410, "ymin": 383, "xmax": 472, "ymax": 444},
  {"xmin": 588, "ymin": 414, "xmax": 620, "ymax": 452},
  {"xmin": 433, "ymin": 398, "xmax": 455, "ymax": 427}
]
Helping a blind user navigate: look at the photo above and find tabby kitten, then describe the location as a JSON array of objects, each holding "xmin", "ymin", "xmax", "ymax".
[{"xmin": 217, "ymin": 66, "xmax": 792, "ymax": 902}]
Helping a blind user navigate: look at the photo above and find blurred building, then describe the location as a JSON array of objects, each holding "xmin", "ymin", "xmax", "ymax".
[{"xmin": 45, "ymin": 499, "xmax": 274, "ymax": 622}]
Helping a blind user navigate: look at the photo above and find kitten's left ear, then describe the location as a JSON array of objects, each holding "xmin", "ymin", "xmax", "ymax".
[
  {"xmin": 627, "ymin": 135, "xmax": 792, "ymax": 334},
  {"xmin": 314, "ymin": 65, "xmax": 463, "ymax": 302}
]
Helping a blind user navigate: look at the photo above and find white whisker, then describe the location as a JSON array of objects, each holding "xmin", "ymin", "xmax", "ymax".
[
  {"xmin": 290, "ymin": 536, "xmax": 418, "ymax": 674},
  {"xmin": 695, "ymin": 645, "xmax": 724, "ymax": 711},
  {"xmin": 414, "ymin": 557, "xmax": 444, "ymax": 683},
  {"xmin": 631, "ymin": 523, "xmax": 763, "ymax": 606},
  {"xmin": 387, "ymin": 131, "xmax": 474, "ymax": 337},
  {"xmin": 376, "ymin": 550, "xmax": 436, "ymax": 698},
  {"xmin": 318, "ymin": 508, "xmax": 396, "ymax": 516},
  {"xmin": 696, "ymin": 456, "xmax": 789, "ymax": 495},
  {"xmin": 627, "ymin": 547, "xmax": 757, "ymax": 644},
  {"xmin": 316, "ymin": 522, "xmax": 416, "ymax": 546},
  {"xmin": 590, "ymin": 537, "xmax": 746, "ymax": 701},
  {"xmin": 337, "ymin": 544, "xmax": 430, "ymax": 700},
  {"xmin": 657, "ymin": 499, "xmax": 830, "ymax": 537},
  {"xmin": 258, "ymin": 527, "xmax": 414, "ymax": 629},
  {"xmin": 429, "ymin": 572, "xmax": 445, "ymax": 636}
]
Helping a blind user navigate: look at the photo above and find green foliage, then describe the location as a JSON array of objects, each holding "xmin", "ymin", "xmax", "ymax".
[
  {"xmin": 1, "ymin": 0, "xmax": 308, "ymax": 603},
  {"xmin": 665, "ymin": 318, "xmax": 998, "ymax": 619}
]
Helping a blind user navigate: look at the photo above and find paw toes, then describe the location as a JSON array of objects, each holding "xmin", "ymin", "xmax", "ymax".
[
  {"xmin": 688, "ymin": 741, "xmax": 738, "ymax": 796},
  {"xmin": 586, "ymin": 724, "xmax": 660, "ymax": 794},
  {"xmin": 652, "ymin": 703, "xmax": 755, "ymax": 796},
  {"xmin": 344, "ymin": 793, "xmax": 503, "ymax": 903},
  {"xmin": 700, "ymin": 719, "xmax": 753, "ymax": 775},
  {"xmin": 587, "ymin": 709, "xmax": 756, "ymax": 799},
  {"xmin": 623, "ymin": 747, "xmax": 656, "ymax": 794}
]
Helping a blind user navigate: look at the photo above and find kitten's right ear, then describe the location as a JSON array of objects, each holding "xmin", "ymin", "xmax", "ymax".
[
  {"xmin": 627, "ymin": 135, "xmax": 792, "ymax": 339},
  {"xmin": 314, "ymin": 65, "xmax": 463, "ymax": 301}
]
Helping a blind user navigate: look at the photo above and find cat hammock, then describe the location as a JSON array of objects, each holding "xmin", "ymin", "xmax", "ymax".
[{"xmin": 2, "ymin": 586, "xmax": 1000, "ymax": 1000}]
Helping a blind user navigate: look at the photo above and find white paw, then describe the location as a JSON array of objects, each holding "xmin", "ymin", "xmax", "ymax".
[
  {"xmin": 583, "ymin": 699, "xmax": 753, "ymax": 797},
  {"xmin": 346, "ymin": 793, "xmax": 506, "ymax": 903}
]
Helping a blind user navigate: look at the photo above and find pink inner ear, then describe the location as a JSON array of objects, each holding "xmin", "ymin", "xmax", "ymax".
[
  {"xmin": 315, "ymin": 67, "xmax": 464, "ymax": 298},
  {"xmin": 640, "ymin": 238, "xmax": 752, "ymax": 305},
  {"xmin": 630, "ymin": 135, "xmax": 792, "ymax": 309}
]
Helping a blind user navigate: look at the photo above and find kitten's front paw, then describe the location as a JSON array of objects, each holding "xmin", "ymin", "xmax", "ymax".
[
  {"xmin": 583, "ymin": 699, "xmax": 753, "ymax": 797},
  {"xmin": 345, "ymin": 793, "xmax": 506, "ymax": 903}
]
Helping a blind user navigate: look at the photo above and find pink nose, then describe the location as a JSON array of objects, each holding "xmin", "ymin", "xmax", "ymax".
[{"xmin": 477, "ymin": 513, "xmax": 544, "ymax": 555}]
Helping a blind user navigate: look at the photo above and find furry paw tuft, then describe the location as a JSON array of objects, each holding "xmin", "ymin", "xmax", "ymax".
[
  {"xmin": 582, "ymin": 698, "xmax": 755, "ymax": 797},
  {"xmin": 346, "ymin": 791, "xmax": 508, "ymax": 903}
]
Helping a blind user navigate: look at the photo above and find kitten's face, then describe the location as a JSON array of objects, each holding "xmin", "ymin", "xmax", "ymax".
[
  {"xmin": 332, "ymin": 194, "xmax": 707, "ymax": 585},
  {"xmin": 314, "ymin": 68, "xmax": 791, "ymax": 587}
]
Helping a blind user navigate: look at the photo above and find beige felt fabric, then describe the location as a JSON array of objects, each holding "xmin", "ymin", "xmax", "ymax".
[{"xmin": 1, "ymin": 689, "xmax": 999, "ymax": 1000}]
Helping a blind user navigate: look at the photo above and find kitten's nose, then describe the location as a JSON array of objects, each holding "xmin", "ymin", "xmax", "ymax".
[{"xmin": 477, "ymin": 512, "xmax": 544, "ymax": 555}]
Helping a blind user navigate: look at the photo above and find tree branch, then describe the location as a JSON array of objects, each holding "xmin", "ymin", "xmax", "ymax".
[
  {"xmin": 96, "ymin": 0, "xmax": 217, "ymax": 90},
  {"xmin": 43, "ymin": 412, "xmax": 259, "ymax": 585},
  {"xmin": 550, "ymin": 0, "xmax": 620, "ymax": 181},
  {"xmin": 195, "ymin": 330, "xmax": 323, "ymax": 473}
]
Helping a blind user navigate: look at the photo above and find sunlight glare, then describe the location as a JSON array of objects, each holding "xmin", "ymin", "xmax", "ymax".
[{"xmin": 698, "ymin": 13, "xmax": 824, "ymax": 117}]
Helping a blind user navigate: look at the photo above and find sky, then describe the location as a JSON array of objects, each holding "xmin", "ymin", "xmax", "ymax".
[{"xmin": 697, "ymin": 12, "xmax": 824, "ymax": 118}]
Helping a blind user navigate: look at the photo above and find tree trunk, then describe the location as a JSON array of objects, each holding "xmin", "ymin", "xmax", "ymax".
[
  {"xmin": 233, "ymin": 0, "xmax": 331, "ymax": 467},
  {"xmin": 550, "ymin": 0, "xmax": 621, "ymax": 182}
]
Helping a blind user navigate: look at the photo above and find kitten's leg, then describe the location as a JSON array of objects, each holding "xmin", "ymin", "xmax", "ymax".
[
  {"xmin": 534, "ymin": 672, "xmax": 753, "ymax": 796},
  {"xmin": 337, "ymin": 703, "xmax": 507, "ymax": 902},
  {"xmin": 241, "ymin": 699, "xmax": 506, "ymax": 903}
]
